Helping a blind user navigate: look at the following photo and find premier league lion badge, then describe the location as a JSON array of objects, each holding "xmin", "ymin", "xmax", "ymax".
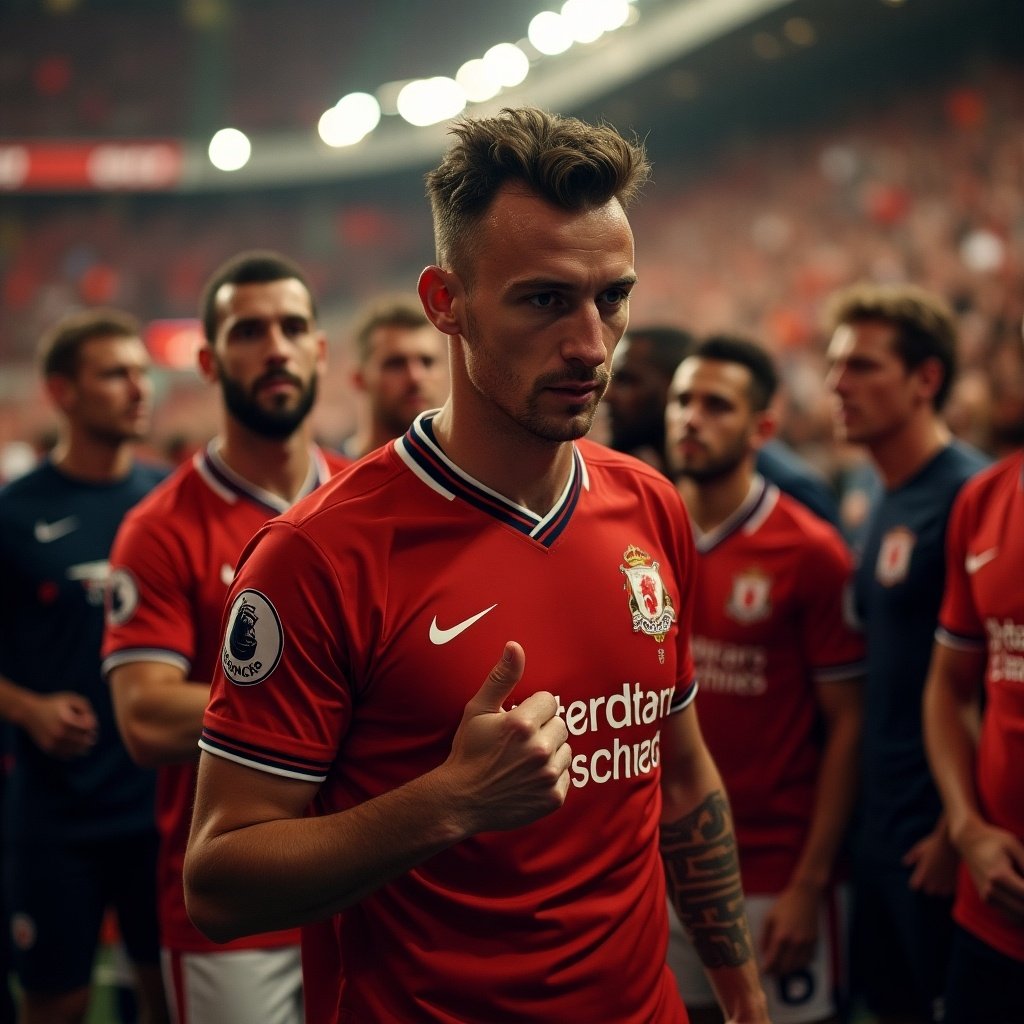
[
  {"xmin": 220, "ymin": 589, "xmax": 283, "ymax": 686},
  {"xmin": 619, "ymin": 544, "xmax": 676, "ymax": 643}
]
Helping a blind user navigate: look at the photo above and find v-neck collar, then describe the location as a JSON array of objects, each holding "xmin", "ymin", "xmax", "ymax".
[{"xmin": 395, "ymin": 411, "xmax": 589, "ymax": 548}]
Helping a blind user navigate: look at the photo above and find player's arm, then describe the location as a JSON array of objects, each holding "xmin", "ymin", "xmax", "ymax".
[
  {"xmin": 185, "ymin": 641, "xmax": 571, "ymax": 942},
  {"xmin": 660, "ymin": 703, "xmax": 770, "ymax": 1024},
  {"xmin": 924, "ymin": 641, "xmax": 1024, "ymax": 924},
  {"xmin": 761, "ymin": 675, "xmax": 862, "ymax": 975},
  {"xmin": 0, "ymin": 672, "xmax": 97, "ymax": 759},
  {"xmin": 108, "ymin": 661, "xmax": 210, "ymax": 767}
]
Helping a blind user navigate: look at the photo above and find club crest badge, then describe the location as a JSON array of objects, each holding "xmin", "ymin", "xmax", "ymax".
[
  {"xmin": 106, "ymin": 567, "xmax": 139, "ymax": 626},
  {"xmin": 726, "ymin": 568, "xmax": 772, "ymax": 624},
  {"xmin": 876, "ymin": 526, "xmax": 915, "ymax": 587},
  {"xmin": 221, "ymin": 589, "xmax": 283, "ymax": 686},
  {"xmin": 619, "ymin": 544, "xmax": 676, "ymax": 642}
]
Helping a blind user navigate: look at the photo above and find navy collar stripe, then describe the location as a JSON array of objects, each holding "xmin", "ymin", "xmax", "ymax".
[
  {"xmin": 400, "ymin": 412, "xmax": 583, "ymax": 548},
  {"xmin": 403, "ymin": 428, "xmax": 537, "ymax": 527}
]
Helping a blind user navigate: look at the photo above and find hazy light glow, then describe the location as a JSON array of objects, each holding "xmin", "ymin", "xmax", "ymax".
[
  {"xmin": 528, "ymin": 11, "xmax": 574, "ymax": 55},
  {"xmin": 318, "ymin": 92, "xmax": 381, "ymax": 147},
  {"xmin": 456, "ymin": 58, "xmax": 503, "ymax": 103},
  {"xmin": 208, "ymin": 128, "xmax": 250, "ymax": 171},
  {"xmin": 601, "ymin": 0, "xmax": 632, "ymax": 31},
  {"xmin": 397, "ymin": 77, "xmax": 467, "ymax": 127},
  {"xmin": 561, "ymin": 0, "xmax": 604, "ymax": 43},
  {"xmin": 482, "ymin": 42, "xmax": 530, "ymax": 87}
]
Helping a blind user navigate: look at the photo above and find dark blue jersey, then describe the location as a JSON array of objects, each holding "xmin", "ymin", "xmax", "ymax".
[
  {"xmin": 756, "ymin": 438, "xmax": 841, "ymax": 528},
  {"xmin": 853, "ymin": 441, "xmax": 988, "ymax": 864},
  {"xmin": 0, "ymin": 459, "xmax": 167, "ymax": 842}
]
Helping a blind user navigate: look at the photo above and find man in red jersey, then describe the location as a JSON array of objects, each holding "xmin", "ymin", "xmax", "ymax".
[
  {"xmin": 663, "ymin": 336, "xmax": 864, "ymax": 1024},
  {"xmin": 342, "ymin": 294, "xmax": 449, "ymax": 459},
  {"xmin": 183, "ymin": 108, "xmax": 769, "ymax": 1024},
  {"xmin": 102, "ymin": 251, "xmax": 350, "ymax": 1024},
  {"xmin": 923, "ymin": 324, "xmax": 1024, "ymax": 1024}
]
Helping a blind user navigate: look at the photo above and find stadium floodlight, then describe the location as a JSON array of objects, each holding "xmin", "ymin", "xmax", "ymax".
[
  {"xmin": 457, "ymin": 58, "xmax": 503, "ymax": 103},
  {"xmin": 528, "ymin": 11, "xmax": 574, "ymax": 56},
  {"xmin": 318, "ymin": 92, "xmax": 381, "ymax": 147},
  {"xmin": 482, "ymin": 43, "xmax": 530, "ymax": 88},
  {"xmin": 561, "ymin": 0, "xmax": 605, "ymax": 44},
  {"xmin": 208, "ymin": 128, "xmax": 251, "ymax": 171},
  {"xmin": 396, "ymin": 77, "xmax": 467, "ymax": 127}
]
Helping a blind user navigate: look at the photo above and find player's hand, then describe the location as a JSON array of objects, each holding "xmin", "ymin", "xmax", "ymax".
[
  {"xmin": 956, "ymin": 819, "xmax": 1024, "ymax": 925},
  {"xmin": 759, "ymin": 882, "xmax": 818, "ymax": 976},
  {"xmin": 24, "ymin": 691, "xmax": 98, "ymax": 759},
  {"xmin": 443, "ymin": 641, "xmax": 571, "ymax": 835},
  {"xmin": 904, "ymin": 825, "xmax": 958, "ymax": 897}
]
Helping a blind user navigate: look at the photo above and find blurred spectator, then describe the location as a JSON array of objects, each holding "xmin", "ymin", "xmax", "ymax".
[
  {"xmin": 824, "ymin": 282, "xmax": 989, "ymax": 1024},
  {"xmin": 664, "ymin": 336, "xmax": 863, "ymax": 1024},
  {"xmin": 0, "ymin": 308, "xmax": 167, "ymax": 1024},
  {"xmin": 101, "ymin": 251, "xmax": 350, "ymax": 1024},
  {"xmin": 342, "ymin": 294, "xmax": 449, "ymax": 459},
  {"xmin": 604, "ymin": 324, "xmax": 841, "ymax": 524},
  {"xmin": 923, "ymin": 348, "xmax": 1024, "ymax": 1024}
]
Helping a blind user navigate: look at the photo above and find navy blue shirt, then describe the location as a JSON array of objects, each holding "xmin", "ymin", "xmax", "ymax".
[
  {"xmin": 853, "ymin": 441, "xmax": 988, "ymax": 864},
  {"xmin": 757, "ymin": 438, "xmax": 841, "ymax": 528},
  {"xmin": 0, "ymin": 459, "xmax": 167, "ymax": 843}
]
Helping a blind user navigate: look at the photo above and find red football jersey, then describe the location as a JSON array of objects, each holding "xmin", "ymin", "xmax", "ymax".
[
  {"xmin": 102, "ymin": 441, "xmax": 349, "ymax": 953},
  {"xmin": 202, "ymin": 415, "xmax": 697, "ymax": 1023},
  {"xmin": 690, "ymin": 479, "xmax": 864, "ymax": 893},
  {"xmin": 936, "ymin": 450, "xmax": 1024, "ymax": 962}
]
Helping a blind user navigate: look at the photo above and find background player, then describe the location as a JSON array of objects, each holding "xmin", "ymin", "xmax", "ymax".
[
  {"xmin": 923, "ymin": 330, "xmax": 1024, "ymax": 1024},
  {"xmin": 824, "ymin": 281, "xmax": 989, "ymax": 1023},
  {"xmin": 0, "ymin": 309, "xmax": 167, "ymax": 1024},
  {"xmin": 101, "ymin": 252, "xmax": 350, "ymax": 1024},
  {"xmin": 342, "ymin": 294, "xmax": 449, "ymax": 458},
  {"xmin": 604, "ymin": 324, "xmax": 841, "ymax": 524},
  {"xmin": 664, "ymin": 336, "xmax": 864, "ymax": 1024},
  {"xmin": 184, "ymin": 106, "xmax": 769, "ymax": 1023}
]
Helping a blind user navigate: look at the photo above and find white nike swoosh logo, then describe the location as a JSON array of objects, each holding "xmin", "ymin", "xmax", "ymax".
[
  {"xmin": 34, "ymin": 516, "xmax": 79, "ymax": 543},
  {"xmin": 965, "ymin": 548, "xmax": 998, "ymax": 574},
  {"xmin": 429, "ymin": 604, "xmax": 498, "ymax": 645}
]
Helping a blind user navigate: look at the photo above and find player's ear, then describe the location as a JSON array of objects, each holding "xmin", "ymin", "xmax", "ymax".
[
  {"xmin": 44, "ymin": 373, "xmax": 75, "ymax": 415},
  {"xmin": 196, "ymin": 344, "xmax": 218, "ymax": 384},
  {"xmin": 418, "ymin": 266, "xmax": 463, "ymax": 338},
  {"xmin": 751, "ymin": 407, "xmax": 777, "ymax": 451},
  {"xmin": 914, "ymin": 355, "xmax": 944, "ymax": 406}
]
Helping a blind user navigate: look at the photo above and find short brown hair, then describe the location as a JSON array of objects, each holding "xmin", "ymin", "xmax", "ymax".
[
  {"xmin": 38, "ymin": 308, "xmax": 141, "ymax": 379},
  {"xmin": 824, "ymin": 282, "xmax": 958, "ymax": 409},
  {"xmin": 350, "ymin": 296, "xmax": 429, "ymax": 365},
  {"xmin": 425, "ymin": 106, "xmax": 650, "ymax": 275}
]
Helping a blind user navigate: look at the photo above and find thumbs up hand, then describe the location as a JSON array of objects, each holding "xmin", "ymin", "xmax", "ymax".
[{"xmin": 442, "ymin": 641, "xmax": 571, "ymax": 835}]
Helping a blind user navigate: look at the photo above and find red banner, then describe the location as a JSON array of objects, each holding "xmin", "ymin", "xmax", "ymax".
[{"xmin": 0, "ymin": 141, "xmax": 183, "ymax": 191}]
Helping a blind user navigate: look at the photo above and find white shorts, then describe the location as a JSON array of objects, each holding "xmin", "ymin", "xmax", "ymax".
[
  {"xmin": 162, "ymin": 945, "xmax": 303, "ymax": 1024},
  {"xmin": 666, "ymin": 890, "xmax": 845, "ymax": 1024}
]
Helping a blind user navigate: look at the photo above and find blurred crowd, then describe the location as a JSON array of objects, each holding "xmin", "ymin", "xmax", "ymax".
[{"xmin": 3, "ymin": 59, "xmax": 1023, "ymax": 483}]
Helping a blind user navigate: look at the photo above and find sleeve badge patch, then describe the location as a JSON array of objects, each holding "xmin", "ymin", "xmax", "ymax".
[{"xmin": 221, "ymin": 589, "xmax": 284, "ymax": 686}]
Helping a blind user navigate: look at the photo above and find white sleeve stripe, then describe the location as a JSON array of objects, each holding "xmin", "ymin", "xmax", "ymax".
[{"xmin": 197, "ymin": 740, "xmax": 327, "ymax": 782}]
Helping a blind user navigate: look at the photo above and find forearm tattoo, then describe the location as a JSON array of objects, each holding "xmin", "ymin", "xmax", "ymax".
[{"xmin": 660, "ymin": 790, "xmax": 753, "ymax": 969}]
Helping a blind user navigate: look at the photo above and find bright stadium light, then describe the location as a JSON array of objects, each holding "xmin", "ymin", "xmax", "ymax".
[
  {"xmin": 456, "ymin": 58, "xmax": 503, "ymax": 103},
  {"xmin": 208, "ymin": 128, "xmax": 250, "ymax": 171},
  {"xmin": 396, "ymin": 77, "xmax": 467, "ymax": 127},
  {"xmin": 528, "ymin": 11, "xmax": 574, "ymax": 56},
  {"xmin": 561, "ymin": 0, "xmax": 605, "ymax": 44},
  {"xmin": 318, "ymin": 92, "xmax": 381, "ymax": 147},
  {"xmin": 482, "ymin": 42, "xmax": 530, "ymax": 88}
]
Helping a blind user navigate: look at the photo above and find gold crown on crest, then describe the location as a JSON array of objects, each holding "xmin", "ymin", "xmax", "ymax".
[{"xmin": 622, "ymin": 544, "xmax": 651, "ymax": 567}]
